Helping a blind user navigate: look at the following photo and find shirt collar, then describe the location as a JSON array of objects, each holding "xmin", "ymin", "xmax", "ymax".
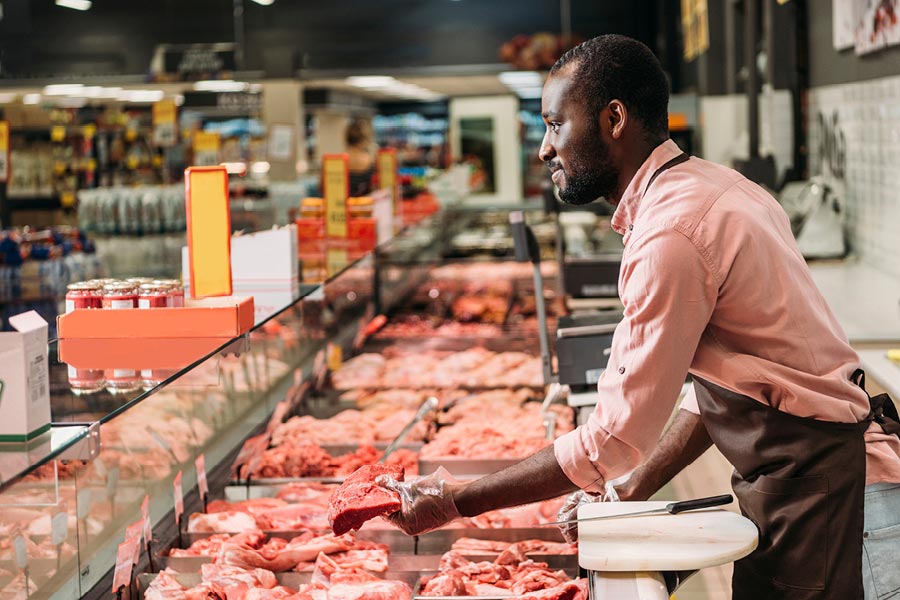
[{"xmin": 610, "ymin": 139, "xmax": 683, "ymax": 235}]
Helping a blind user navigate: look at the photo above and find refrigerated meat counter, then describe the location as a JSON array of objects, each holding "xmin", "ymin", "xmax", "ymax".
[{"xmin": 0, "ymin": 206, "xmax": 583, "ymax": 600}]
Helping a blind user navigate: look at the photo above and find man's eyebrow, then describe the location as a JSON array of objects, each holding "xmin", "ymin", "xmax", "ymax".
[{"xmin": 541, "ymin": 111, "xmax": 558, "ymax": 119}]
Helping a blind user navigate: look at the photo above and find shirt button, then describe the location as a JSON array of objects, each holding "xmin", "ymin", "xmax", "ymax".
[
  {"xmin": 618, "ymin": 366, "xmax": 626, "ymax": 374},
  {"xmin": 628, "ymin": 224, "xmax": 634, "ymax": 231}
]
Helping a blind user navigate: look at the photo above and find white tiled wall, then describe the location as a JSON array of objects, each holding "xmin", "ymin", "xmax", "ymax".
[
  {"xmin": 808, "ymin": 75, "xmax": 900, "ymax": 280},
  {"xmin": 699, "ymin": 89, "xmax": 794, "ymax": 182}
]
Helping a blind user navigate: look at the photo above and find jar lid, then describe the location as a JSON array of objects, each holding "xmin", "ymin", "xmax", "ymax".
[
  {"xmin": 68, "ymin": 282, "xmax": 101, "ymax": 291},
  {"xmin": 347, "ymin": 196, "xmax": 373, "ymax": 207},
  {"xmin": 103, "ymin": 283, "xmax": 137, "ymax": 293},
  {"xmin": 301, "ymin": 197, "xmax": 325, "ymax": 208},
  {"xmin": 139, "ymin": 283, "xmax": 168, "ymax": 293}
]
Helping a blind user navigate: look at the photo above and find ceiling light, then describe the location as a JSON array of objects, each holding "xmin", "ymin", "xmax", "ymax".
[
  {"xmin": 250, "ymin": 0, "xmax": 274, "ymax": 4},
  {"xmin": 118, "ymin": 89, "xmax": 165, "ymax": 103},
  {"xmin": 345, "ymin": 76, "xmax": 397, "ymax": 89},
  {"xmin": 221, "ymin": 162, "xmax": 247, "ymax": 176},
  {"xmin": 194, "ymin": 80, "xmax": 249, "ymax": 93},
  {"xmin": 23, "ymin": 94, "xmax": 41, "ymax": 105},
  {"xmin": 55, "ymin": 0, "xmax": 91, "ymax": 10},
  {"xmin": 43, "ymin": 84, "xmax": 84, "ymax": 96},
  {"xmin": 499, "ymin": 71, "xmax": 543, "ymax": 87},
  {"xmin": 0, "ymin": 93, "xmax": 17, "ymax": 103}
]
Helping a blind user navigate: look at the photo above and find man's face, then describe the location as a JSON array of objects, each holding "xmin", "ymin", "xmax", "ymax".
[{"xmin": 539, "ymin": 67, "xmax": 620, "ymax": 206}]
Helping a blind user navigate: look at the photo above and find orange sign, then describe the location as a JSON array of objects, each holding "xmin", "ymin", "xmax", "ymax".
[
  {"xmin": 377, "ymin": 148, "xmax": 399, "ymax": 215},
  {"xmin": 322, "ymin": 154, "xmax": 349, "ymax": 238},
  {"xmin": 185, "ymin": 167, "xmax": 233, "ymax": 298},
  {"xmin": 0, "ymin": 121, "xmax": 8, "ymax": 183}
]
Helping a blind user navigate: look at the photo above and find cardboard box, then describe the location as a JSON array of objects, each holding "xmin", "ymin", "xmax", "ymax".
[
  {"xmin": 57, "ymin": 296, "xmax": 255, "ymax": 339},
  {"xmin": 0, "ymin": 311, "xmax": 51, "ymax": 442}
]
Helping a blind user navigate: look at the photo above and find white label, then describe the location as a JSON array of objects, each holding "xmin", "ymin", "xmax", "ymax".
[
  {"xmin": 27, "ymin": 352, "xmax": 47, "ymax": 406},
  {"xmin": 113, "ymin": 369, "xmax": 136, "ymax": 378},
  {"xmin": 51, "ymin": 511, "xmax": 68, "ymax": 546},
  {"xmin": 67, "ymin": 365, "xmax": 78, "ymax": 378},
  {"xmin": 195, "ymin": 454, "xmax": 208, "ymax": 499},
  {"xmin": 77, "ymin": 488, "xmax": 92, "ymax": 520},
  {"xmin": 65, "ymin": 299, "xmax": 75, "ymax": 313},
  {"xmin": 141, "ymin": 369, "xmax": 153, "ymax": 378},
  {"xmin": 138, "ymin": 299, "xmax": 151, "ymax": 309},
  {"xmin": 141, "ymin": 496, "xmax": 152, "ymax": 543},
  {"xmin": 106, "ymin": 466, "xmax": 120, "ymax": 498},
  {"xmin": 14, "ymin": 535, "xmax": 27, "ymax": 569},
  {"xmin": 109, "ymin": 299, "xmax": 134, "ymax": 309}
]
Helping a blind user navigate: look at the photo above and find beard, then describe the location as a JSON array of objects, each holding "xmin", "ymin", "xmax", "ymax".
[{"xmin": 555, "ymin": 131, "xmax": 619, "ymax": 206}]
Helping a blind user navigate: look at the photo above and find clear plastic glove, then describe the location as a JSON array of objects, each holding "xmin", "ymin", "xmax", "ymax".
[
  {"xmin": 556, "ymin": 476, "xmax": 626, "ymax": 543},
  {"xmin": 375, "ymin": 467, "xmax": 462, "ymax": 536}
]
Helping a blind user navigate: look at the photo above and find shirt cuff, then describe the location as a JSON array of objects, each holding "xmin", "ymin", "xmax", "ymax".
[
  {"xmin": 679, "ymin": 383, "xmax": 700, "ymax": 415},
  {"xmin": 553, "ymin": 428, "xmax": 607, "ymax": 493}
]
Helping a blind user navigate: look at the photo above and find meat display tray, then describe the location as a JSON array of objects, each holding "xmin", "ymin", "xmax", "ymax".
[
  {"xmin": 417, "ymin": 457, "xmax": 523, "ymax": 478},
  {"xmin": 156, "ymin": 529, "xmax": 417, "ymax": 571},
  {"xmin": 410, "ymin": 564, "xmax": 581, "ymax": 600},
  {"xmin": 137, "ymin": 569, "xmax": 424, "ymax": 597},
  {"xmin": 416, "ymin": 527, "xmax": 568, "ymax": 555}
]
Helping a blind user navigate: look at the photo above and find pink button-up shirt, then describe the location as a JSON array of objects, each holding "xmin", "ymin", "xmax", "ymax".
[{"xmin": 554, "ymin": 139, "xmax": 900, "ymax": 490}]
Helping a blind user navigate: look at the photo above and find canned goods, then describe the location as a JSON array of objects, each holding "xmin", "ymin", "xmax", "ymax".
[
  {"xmin": 102, "ymin": 283, "xmax": 137, "ymax": 309},
  {"xmin": 65, "ymin": 282, "xmax": 102, "ymax": 312},
  {"xmin": 154, "ymin": 279, "xmax": 184, "ymax": 307},
  {"xmin": 138, "ymin": 283, "xmax": 169, "ymax": 309}
]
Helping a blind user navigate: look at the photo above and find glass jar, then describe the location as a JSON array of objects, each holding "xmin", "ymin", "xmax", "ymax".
[
  {"xmin": 154, "ymin": 279, "xmax": 184, "ymax": 307},
  {"xmin": 101, "ymin": 283, "xmax": 137, "ymax": 309},
  {"xmin": 65, "ymin": 282, "xmax": 102, "ymax": 312},
  {"xmin": 138, "ymin": 284, "xmax": 169, "ymax": 309},
  {"xmin": 300, "ymin": 197, "xmax": 325, "ymax": 219},
  {"xmin": 347, "ymin": 196, "xmax": 374, "ymax": 219}
]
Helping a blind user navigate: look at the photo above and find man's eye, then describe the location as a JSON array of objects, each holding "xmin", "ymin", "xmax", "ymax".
[{"xmin": 548, "ymin": 122, "xmax": 561, "ymax": 133}]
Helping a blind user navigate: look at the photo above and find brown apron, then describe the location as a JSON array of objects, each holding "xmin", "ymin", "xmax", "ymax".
[{"xmin": 694, "ymin": 376, "xmax": 870, "ymax": 599}]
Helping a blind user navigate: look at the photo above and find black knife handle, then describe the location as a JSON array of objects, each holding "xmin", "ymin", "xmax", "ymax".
[{"xmin": 666, "ymin": 494, "xmax": 733, "ymax": 514}]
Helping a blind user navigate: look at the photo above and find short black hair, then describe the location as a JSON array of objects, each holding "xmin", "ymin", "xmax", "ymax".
[{"xmin": 551, "ymin": 34, "xmax": 670, "ymax": 139}]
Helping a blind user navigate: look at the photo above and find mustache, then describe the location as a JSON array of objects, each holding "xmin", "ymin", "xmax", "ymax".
[{"xmin": 546, "ymin": 161, "xmax": 562, "ymax": 174}]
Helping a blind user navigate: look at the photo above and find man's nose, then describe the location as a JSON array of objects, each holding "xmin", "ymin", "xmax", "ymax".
[{"xmin": 539, "ymin": 134, "xmax": 555, "ymax": 162}]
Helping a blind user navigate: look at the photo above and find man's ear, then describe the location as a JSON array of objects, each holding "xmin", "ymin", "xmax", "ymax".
[{"xmin": 607, "ymin": 100, "xmax": 627, "ymax": 140}]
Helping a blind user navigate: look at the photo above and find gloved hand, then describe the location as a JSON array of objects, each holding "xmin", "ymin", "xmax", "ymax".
[
  {"xmin": 556, "ymin": 476, "xmax": 626, "ymax": 543},
  {"xmin": 376, "ymin": 467, "xmax": 462, "ymax": 536}
]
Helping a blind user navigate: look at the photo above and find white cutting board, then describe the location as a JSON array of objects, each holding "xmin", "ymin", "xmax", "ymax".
[{"xmin": 577, "ymin": 501, "xmax": 758, "ymax": 572}]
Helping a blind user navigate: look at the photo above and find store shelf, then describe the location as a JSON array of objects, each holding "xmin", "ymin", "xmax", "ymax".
[{"xmin": 4, "ymin": 195, "xmax": 64, "ymax": 211}]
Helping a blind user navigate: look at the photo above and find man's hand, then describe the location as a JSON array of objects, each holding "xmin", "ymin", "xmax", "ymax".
[{"xmin": 376, "ymin": 468, "xmax": 462, "ymax": 536}]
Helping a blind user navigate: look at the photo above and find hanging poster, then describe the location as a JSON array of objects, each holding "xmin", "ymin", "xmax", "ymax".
[
  {"xmin": 855, "ymin": 0, "xmax": 900, "ymax": 55},
  {"xmin": 834, "ymin": 0, "xmax": 859, "ymax": 49}
]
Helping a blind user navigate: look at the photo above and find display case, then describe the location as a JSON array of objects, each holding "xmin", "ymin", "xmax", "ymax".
[{"xmin": 0, "ymin": 204, "xmax": 574, "ymax": 599}]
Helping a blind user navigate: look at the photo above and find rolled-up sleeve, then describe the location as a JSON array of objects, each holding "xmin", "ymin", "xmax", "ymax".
[{"xmin": 554, "ymin": 227, "xmax": 717, "ymax": 492}]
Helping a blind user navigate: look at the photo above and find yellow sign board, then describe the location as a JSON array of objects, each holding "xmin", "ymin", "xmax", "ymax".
[
  {"xmin": 681, "ymin": 0, "xmax": 709, "ymax": 62},
  {"xmin": 193, "ymin": 132, "xmax": 221, "ymax": 167},
  {"xmin": 185, "ymin": 167, "xmax": 232, "ymax": 298},
  {"xmin": 51, "ymin": 125, "xmax": 66, "ymax": 143},
  {"xmin": 153, "ymin": 100, "xmax": 177, "ymax": 147},
  {"xmin": 322, "ymin": 154, "xmax": 348, "ymax": 238},
  {"xmin": 377, "ymin": 148, "xmax": 399, "ymax": 214},
  {"xmin": 0, "ymin": 121, "xmax": 8, "ymax": 183}
]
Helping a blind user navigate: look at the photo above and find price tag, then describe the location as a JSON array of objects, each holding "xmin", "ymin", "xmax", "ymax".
[
  {"xmin": 377, "ymin": 148, "xmax": 399, "ymax": 214},
  {"xmin": 51, "ymin": 511, "xmax": 69, "ymax": 546},
  {"xmin": 152, "ymin": 100, "xmax": 177, "ymax": 148},
  {"xmin": 141, "ymin": 496, "xmax": 152, "ymax": 543},
  {"xmin": 82, "ymin": 124, "xmax": 97, "ymax": 140},
  {"xmin": 193, "ymin": 132, "xmax": 221, "ymax": 167},
  {"xmin": 61, "ymin": 191, "xmax": 76, "ymax": 208},
  {"xmin": 0, "ymin": 121, "xmax": 9, "ymax": 183},
  {"xmin": 125, "ymin": 126, "xmax": 138, "ymax": 142},
  {"xmin": 106, "ymin": 466, "xmax": 120, "ymax": 498},
  {"xmin": 125, "ymin": 519, "xmax": 143, "ymax": 564},
  {"xmin": 50, "ymin": 125, "xmax": 66, "ymax": 142},
  {"xmin": 327, "ymin": 342, "xmax": 343, "ymax": 372},
  {"xmin": 13, "ymin": 535, "xmax": 27, "ymax": 569},
  {"xmin": 111, "ymin": 539, "xmax": 137, "ymax": 593},
  {"xmin": 76, "ymin": 488, "xmax": 92, "ymax": 520},
  {"xmin": 173, "ymin": 470, "xmax": 184, "ymax": 526},
  {"xmin": 195, "ymin": 454, "xmax": 209, "ymax": 500},
  {"xmin": 322, "ymin": 154, "xmax": 349, "ymax": 238}
]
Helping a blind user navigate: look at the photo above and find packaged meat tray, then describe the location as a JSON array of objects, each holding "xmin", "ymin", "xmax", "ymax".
[
  {"xmin": 138, "ymin": 566, "xmax": 423, "ymax": 599},
  {"xmin": 411, "ymin": 546, "xmax": 586, "ymax": 599},
  {"xmin": 156, "ymin": 528, "xmax": 411, "ymax": 572},
  {"xmin": 416, "ymin": 527, "xmax": 569, "ymax": 556}
]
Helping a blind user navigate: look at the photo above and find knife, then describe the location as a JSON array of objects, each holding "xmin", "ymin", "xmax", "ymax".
[{"xmin": 541, "ymin": 494, "xmax": 734, "ymax": 527}]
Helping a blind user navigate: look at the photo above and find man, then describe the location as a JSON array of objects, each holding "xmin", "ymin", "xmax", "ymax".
[{"xmin": 378, "ymin": 34, "xmax": 900, "ymax": 599}]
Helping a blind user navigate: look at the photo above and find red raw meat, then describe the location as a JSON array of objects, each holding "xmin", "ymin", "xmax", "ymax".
[{"xmin": 328, "ymin": 464, "xmax": 404, "ymax": 536}]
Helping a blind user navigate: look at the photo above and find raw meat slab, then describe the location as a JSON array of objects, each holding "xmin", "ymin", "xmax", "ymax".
[{"xmin": 329, "ymin": 464, "xmax": 404, "ymax": 536}]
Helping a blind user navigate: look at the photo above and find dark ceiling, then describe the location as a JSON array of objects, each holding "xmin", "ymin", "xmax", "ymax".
[{"xmin": 0, "ymin": 0, "xmax": 661, "ymax": 81}]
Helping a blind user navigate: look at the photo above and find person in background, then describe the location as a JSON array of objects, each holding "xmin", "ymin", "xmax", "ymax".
[
  {"xmin": 346, "ymin": 119, "xmax": 375, "ymax": 196},
  {"xmin": 377, "ymin": 34, "xmax": 900, "ymax": 599}
]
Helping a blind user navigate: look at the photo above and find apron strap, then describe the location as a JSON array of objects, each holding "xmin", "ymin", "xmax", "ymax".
[
  {"xmin": 642, "ymin": 152, "xmax": 690, "ymax": 198},
  {"xmin": 851, "ymin": 368, "xmax": 900, "ymax": 437}
]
